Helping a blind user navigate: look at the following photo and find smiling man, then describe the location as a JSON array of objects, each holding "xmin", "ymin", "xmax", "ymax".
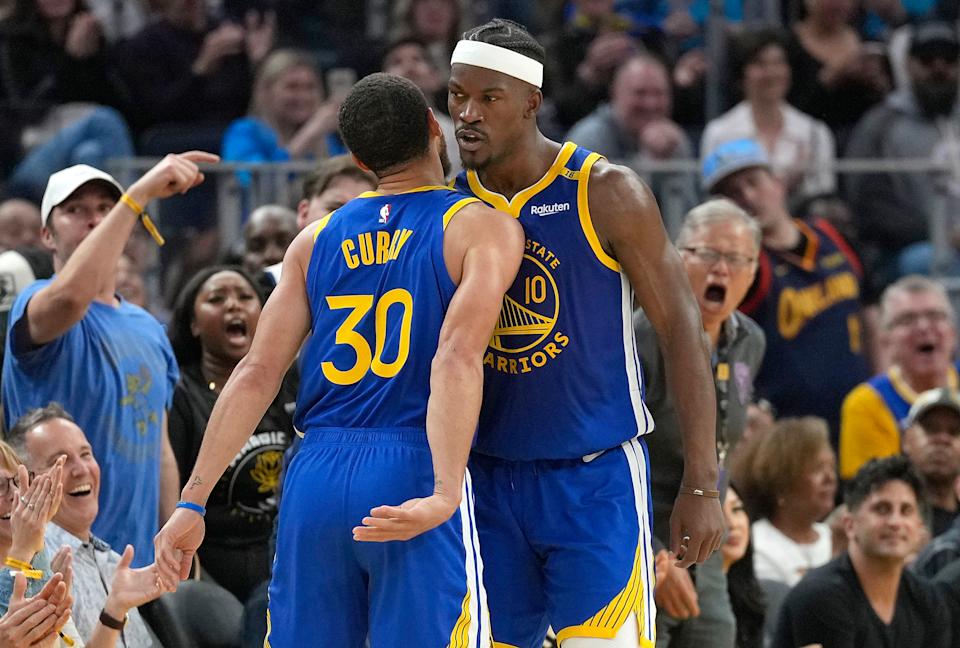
[
  {"xmin": 839, "ymin": 275, "xmax": 959, "ymax": 480},
  {"xmin": 773, "ymin": 456, "xmax": 950, "ymax": 648},
  {"xmin": 635, "ymin": 198, "xmax": 765, "ymax": 648},
  {"xmin": 6, "ymin": 403, "xmax": 164, "ymax": 646}
]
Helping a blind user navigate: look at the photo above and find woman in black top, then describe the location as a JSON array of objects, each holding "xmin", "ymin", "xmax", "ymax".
[
  {"xmin": 168, "ymin": 265, "xmax": 298, "ymax": 604},
  {"xmin": 722, "ymin": 485, "xmax": 767, "ymax": 648}
]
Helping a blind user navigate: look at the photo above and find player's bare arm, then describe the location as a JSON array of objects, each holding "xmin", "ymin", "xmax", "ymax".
[
  {"xmin": 26, "ymin": 152, "xmax": 218, "ymax": 346},
  {"xmin": 153, "ymin": 220, "xmax": 316, "ymax": 587},
  {"xmin": 588, "ymin": 160, "xmax": 724, "ymax": 567},
  {"xmin": 353, "ymin": 202, "xmax": 524, "ymax": 542}
]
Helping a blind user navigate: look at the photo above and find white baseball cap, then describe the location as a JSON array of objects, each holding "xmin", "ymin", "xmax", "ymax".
[{"xmin": 40, "ymin": 164, "xmax": 124, "ymax": 227}]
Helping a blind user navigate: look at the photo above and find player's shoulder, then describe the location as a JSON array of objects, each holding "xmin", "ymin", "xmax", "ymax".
[
  {"xmin": 443, "ymin": 201, "xmax": 522, "ymax": 264},
  {"xmin": 585, "ymin": 158, "xmax": 656, "ymax": 211},
  {"xmin": 451, "ymin": 198, "xmax": 513, "ymax": 226}
]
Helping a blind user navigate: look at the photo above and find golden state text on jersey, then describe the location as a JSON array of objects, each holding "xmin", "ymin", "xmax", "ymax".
[{"xmin": 454, "ymin": 142, "xmax": 654, "ymax": 460}]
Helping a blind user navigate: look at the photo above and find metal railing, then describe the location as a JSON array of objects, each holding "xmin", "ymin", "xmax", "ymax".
[{"xmin": 105, "ymin": 156, "xmax": 960, "ymax": 298}]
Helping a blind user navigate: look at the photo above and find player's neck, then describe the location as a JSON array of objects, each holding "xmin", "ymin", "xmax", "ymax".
[
  {"xmin": 477, "ymin": 135, "xmax": 561, "ymax": 201},
  {"xmin": 375, "ymin": 160, "xmax": 446, "ymax": 195}
]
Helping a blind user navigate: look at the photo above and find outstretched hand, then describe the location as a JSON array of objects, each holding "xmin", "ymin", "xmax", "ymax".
[
  {"xmin": 105, "ymin": 545, "xmax": 165, "ymax": 618},
  {"xmin": 353, "ymin": 494, "xmax": 459, "ymax": 543},
  {"xmin": 669, "ymin": 492, "xmax": 724, "ymax": 569},
  {"xmin": 153, "ymin": 508, "xmax": 206, "ymax": 593}
]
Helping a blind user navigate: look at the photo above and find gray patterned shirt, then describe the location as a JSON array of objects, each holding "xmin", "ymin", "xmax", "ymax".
[{"xmin": 45, "ymin": 524, "xmax": 159, "ymax": 647}]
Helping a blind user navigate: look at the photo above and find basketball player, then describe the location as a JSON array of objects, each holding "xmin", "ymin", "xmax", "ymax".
[
  {"xmin": 428, "ymin": 19, "xmax": 723, "ymax": 647},
  {"xmin": 153, "ymin": 73, "xmax": 524, "ymax": 646}
]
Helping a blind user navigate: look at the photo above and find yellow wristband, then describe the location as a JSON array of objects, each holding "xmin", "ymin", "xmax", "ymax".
[
  {"xmin": 5, "ymin": 556, "xmax": 43, "ymax": 579},
  {"xmin": 119, "ymin": 193, "xmax": 165, "ymax": 247},
  {"xmin": 5, "ymin": 556, "xmax": 32, "ymax": 571},
  {"xmin": 119, "ymin": 192, "xmax": 143, "ymax": 215}
]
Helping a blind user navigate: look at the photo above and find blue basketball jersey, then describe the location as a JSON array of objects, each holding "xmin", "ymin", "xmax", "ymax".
[
  {"xmin": 453, "ymin": 142, "xmax": 653, "ymax": 460},
  {"xmin": 740, "ymin": 218, "xmax": 870, "ymax": 434},
  {"xmin": 869, "ymin": 360, "xmax": 960, "ymax": 429},
  {"xmin": 294, "ymin": 187, "xmax": 478, "ymax": 435}
]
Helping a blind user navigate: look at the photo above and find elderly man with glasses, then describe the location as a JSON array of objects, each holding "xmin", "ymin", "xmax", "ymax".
[
  {"xmin": 634, "ymin": 197, "xmax": 766, "ymax": 648},
  {"xmin": 840, "ymin": 276, "xmax": 959, "ymax": 482}
]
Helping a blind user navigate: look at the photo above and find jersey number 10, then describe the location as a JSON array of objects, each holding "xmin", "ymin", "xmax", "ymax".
[{"xmin": 321, "ymin": 289, "xmax": 414, "ymax": 385}]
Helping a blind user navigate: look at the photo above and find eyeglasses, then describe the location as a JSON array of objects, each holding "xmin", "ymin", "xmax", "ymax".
[
  {"xmin": 680, "ymin": 246, "xmax": 756, "ymax": 270},
  {"xmin": 887, "ymin": 309, "xmax": 950, "ymax": 329}
]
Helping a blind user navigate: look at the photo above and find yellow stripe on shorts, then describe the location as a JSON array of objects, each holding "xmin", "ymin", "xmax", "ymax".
[
  {"xmin": 263, "ymin": 609, "xmax": 272, "ymax": 648},
  {"xmin": 555, "ymin": 534, "xmax": 646, "ymax": 644},
  {"xmin": 447, "ymin": 589, "xmax": 471, "ymax": 647}
]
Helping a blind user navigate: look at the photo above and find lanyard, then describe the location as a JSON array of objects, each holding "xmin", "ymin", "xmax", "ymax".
[{"xmin": 714, "ymin": 337, "xmax": 732, "ymax": 470}]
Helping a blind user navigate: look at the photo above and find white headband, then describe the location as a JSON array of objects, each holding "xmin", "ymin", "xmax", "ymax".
[{"xmin": 450, "ymin": 40, "xmax": 543, "ymax": 88}]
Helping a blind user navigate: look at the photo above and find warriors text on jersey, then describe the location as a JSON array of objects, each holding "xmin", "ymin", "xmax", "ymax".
[{"xmin": 454, "ymin": 141, "xmax": 654, "ymax": 460}]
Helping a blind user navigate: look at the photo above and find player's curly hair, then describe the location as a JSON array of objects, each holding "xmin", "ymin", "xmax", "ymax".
[
  {"xmin": 461, "ymin": 18, "xmax": 545, "ymax": 65},
  {"xmin": 338, "ymin": 73, "xmax": 431, "ymax": 177}
]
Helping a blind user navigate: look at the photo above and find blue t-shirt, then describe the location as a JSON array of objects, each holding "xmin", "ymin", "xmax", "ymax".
[
  {"xmin": 3, "ymin": 280, "xmax": 179, "ymax": 567},
  {"xmin": 221, "ymin": 117, "xmax": 347, "ymax": 173}
]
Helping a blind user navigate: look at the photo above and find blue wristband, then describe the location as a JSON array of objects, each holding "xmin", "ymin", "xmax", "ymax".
[{"xmin": 176, "ymin": 501, "xmax": 206, "ymax": 517}]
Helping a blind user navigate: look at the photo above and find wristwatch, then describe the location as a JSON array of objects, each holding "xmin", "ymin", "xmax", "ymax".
[{"xmin": 99, "ymin": 608, "xmax": 127, "ymax": 631}]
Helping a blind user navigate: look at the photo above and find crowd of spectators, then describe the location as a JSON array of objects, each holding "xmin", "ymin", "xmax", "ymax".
[{"xmin": 1, "ymin": 1, "xmax": 960, "ymax": 647}]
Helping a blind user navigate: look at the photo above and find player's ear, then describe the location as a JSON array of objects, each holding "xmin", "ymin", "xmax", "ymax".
[
  {"xmin": 426, "ymin": 108, "xmax": 443, "ymax": 138},
  {"xmin": 350, "ymin": 153, "xmax": 373, "ymax": 173},
  {"xmin": 524, "ymin": 87, "xmax": 542, "ymax": 120}
]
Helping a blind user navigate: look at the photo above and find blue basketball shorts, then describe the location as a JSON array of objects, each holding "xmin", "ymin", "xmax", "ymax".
[
  {"xmin": 265, "ymin": 429, "xmax": 490, "ymax": 647},
  {"xmin": 469, "ymin": 436, "xmax": 656, "ymax": 648}
]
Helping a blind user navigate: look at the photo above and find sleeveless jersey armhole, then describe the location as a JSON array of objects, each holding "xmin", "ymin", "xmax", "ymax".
[
  {"xmin": 442, "ymin": 197, "xmax": 480, "ymax": 230},
  {"xmin": 577, "ymin": 153, "xmax": 621, "ymax": 272}
]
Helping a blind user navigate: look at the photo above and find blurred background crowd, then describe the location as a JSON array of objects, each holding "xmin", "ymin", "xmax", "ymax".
[{"xmin": 1, "ymin": 0, "xmax": 960, "ymax": 647}]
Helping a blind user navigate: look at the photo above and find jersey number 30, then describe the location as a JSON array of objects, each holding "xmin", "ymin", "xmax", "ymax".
[{"xmin": 321, "ymin": 289, "xmax": 414, "ymax": 385}]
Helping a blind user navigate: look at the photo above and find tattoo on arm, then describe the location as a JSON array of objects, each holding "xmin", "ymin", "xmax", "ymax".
[
  {"xmin": 434, "ymin": 475, "xmax": 444, "ymax": 495},
  {"xmin": 188, "ymin": 476, "xmax": 203, "ymax": 490}
]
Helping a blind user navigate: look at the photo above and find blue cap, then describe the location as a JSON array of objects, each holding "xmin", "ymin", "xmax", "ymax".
[{"xmin": 701, "ymin": 139, "xmax": 771, "ymax": 193}]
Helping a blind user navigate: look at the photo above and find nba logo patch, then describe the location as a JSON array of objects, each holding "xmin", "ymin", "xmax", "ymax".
[{"xmin": 379, "ymin": 204, "xmax": 391, "ymax": 224}]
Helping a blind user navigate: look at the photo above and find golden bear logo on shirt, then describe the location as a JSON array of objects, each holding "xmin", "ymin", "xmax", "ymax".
[
  {"xmin": 120, "ymin": 364, "xmax": 159, "ymax": 437},
  {"xmin": 250, "ymin": 449, "xmax": 283, "ymax": 494}
]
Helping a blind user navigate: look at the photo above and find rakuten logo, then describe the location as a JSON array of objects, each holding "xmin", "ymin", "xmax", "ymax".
[{"xmin": 530, "ymin": 202, "xmax": 570, "ymax": 217}]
